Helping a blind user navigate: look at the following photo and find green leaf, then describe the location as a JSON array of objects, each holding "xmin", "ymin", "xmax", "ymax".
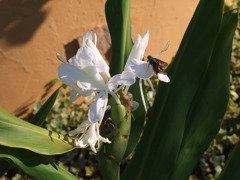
[
  {"xmin": 169, "ymin": 9, "xmax": 238, "ymax": 180},
  {"xmin": 0, "ymin": 108, "xmax": 76, "ymax": 155},
  {"xmin": 122, "ymin": 0, "xmax": 224, "ymax": 179},
  {"xmin": 0, "ymin": 145, "xmax": 78, "ymax": 180},
  {"xmin": 31, "ymin": 87, "xmax": 60, "ymax": 126},
  {"xmin": 105, "ymin": 0, "xmax": 133, "ymax": 75},
  {"xmin": 218, "ymin": 134, "xmax": 240, "ymax": 180}
]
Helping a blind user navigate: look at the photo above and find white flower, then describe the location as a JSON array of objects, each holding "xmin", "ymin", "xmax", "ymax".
[
  {"xmin": 56, "ymin": 30, "xmax": 169, "ymax": 152},
  {"xmin": 58, "ymin": 31, "xmax": 134, "ymax": 123},
  {"xmin": 124, "ymin": 31, "xmax": 153, "ymax": 80},
  {"xmin": 125, "ymin": 30, "xmax": 170, "ymax": 82},
  {"xmin": 57, "ymin": 31, "xmax": 135, "ymax": 152},
  {"xmin": 123, "ymin": 31, "xmax": 170, "ymax": 111},
  {"xmin": 68, "ymin": 120, "xmax": 110, "ymax": 153}
]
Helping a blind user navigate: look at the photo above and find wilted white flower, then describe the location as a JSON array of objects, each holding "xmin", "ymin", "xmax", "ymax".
[{"xmin": 68, "ymin": 120, "xmax": 110, "ymax": 153}]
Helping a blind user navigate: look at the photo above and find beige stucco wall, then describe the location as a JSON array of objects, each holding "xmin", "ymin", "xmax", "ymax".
[{"xmin": 0, "ymin": 0, "xmax": 200, "ymax": 116}]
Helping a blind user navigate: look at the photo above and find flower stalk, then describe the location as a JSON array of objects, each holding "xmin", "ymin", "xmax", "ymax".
[{"xmin": 98, "ymin": 93, "xmax": 132, "ymax": 180}]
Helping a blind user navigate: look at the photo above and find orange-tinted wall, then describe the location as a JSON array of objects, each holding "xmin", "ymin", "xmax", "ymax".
[{"xmin": 0, "ymin": 0, "xmax": 201, "ymax": 116}]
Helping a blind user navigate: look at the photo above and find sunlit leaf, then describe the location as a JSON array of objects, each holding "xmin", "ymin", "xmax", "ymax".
[
  {"xmin": 0, "ymin": 108, "xmax": 76, "ymax": 155},
  {"xmin": 0, "ymin": 145, "xmax": 78, "ymax": 180}
]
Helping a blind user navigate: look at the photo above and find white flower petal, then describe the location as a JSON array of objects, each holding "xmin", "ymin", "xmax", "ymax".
[
  {"xmin": 75, "ymin": 123, "xmax": 98, "ymax": 150},
  {"xmin": 76, "ymin": 136, "xmax": 88, "ymax": 148},
  {"xmin": 86, "ymin": 40, "xmax": 110, "ymax": 78},
  {"xmin": 95, "ymin": 60, "xmax": 111, "ymax": 78},
  {"xmin": 118, "ymin": 71, "xmax": 136, "ymax": 85},
  {"xmin": 99, "ymin": 135, "xmax": 111, "ymax": 143},
  {"xmin": 130, "ymin": 59, "xmax": 154, "ymax": 79},
  {"xmin": 58, "ymin": 63, "xmax": 106, "ymax": 92},
  {"xmin": 69, "ymin": 90, "xmax": 80, "ymax": 102},
  {"xmin": 75, "ymin": 47, "xmax": 94, "ymax": 68},
  {"xmin": 108, "ymin": 71, "xmax": 136, "ymax": 92},
  {"xmin": 56, "ymin": 53, "xmax": 67, "ymax": 63},
  {"xmin": 125, "ymin": 35, "xmax": 142, "ymax": 70},
  {"xmin": 82, "ymin": 31, "xmax": 93, "ymax": 47},
  {"xmin": 88, "ymin": 92, "xmax": 108, "ymax": 123},
  {"xmin": 157, "ymin": 73, "xmax": 170, "ymax": 82},
  {"xmin": 58, "ymin": 65, "xmax": 93, "ymax": 97},
  {"xmin": 132, "ymin": 101, "xmax": 139, "ymax": 112},
  {"xmin": 86, "ymin": 123, "xmax": 99, "ymax": 153},
  {"xmin": 125, "ymin": 31, "xmax": 149, "ymax": 71},
  {"xmin": 69, "ymin": 47, "xmax": 93, "ymax": 68},
  {"xmin": 75, "ymin": 122, "xmax": 110, "ymax": 153},
  {"xmin": 140, "ymin": 31, "xmax": 149, "ymax": 59},
  {"xmin": 68, "ymin": 55, "xmax": 77, "ymax": 66},
  {"xmin": 68, "ymin": 120, "xmax": 91, "ymax": 136}
]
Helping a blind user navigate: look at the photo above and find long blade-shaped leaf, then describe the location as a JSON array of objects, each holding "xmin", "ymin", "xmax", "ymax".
[
  {"xmin": 218, "ymin": 135, "xmax": 240, "ymax": 180},
  {"xmin": 169, "ymin": 9, "xmax": 238, "ymax": 180},
  {"xmin": 0, "ymin": 108, "xmax": 75, "ymax": 155},
  {"xmin": 122, "ymin": 0, "xmax": 224, "ymax": 179},
  {"xmin": 0, "ymin": 145, "xmax": 78, "ymax": 180},
  {"xmin": 31, "ymin": 87, "xmax": 60, "ymax": 126},
  {"xmin": 106, "ymin": 0, "xmax": 133, "ymax": 75}
]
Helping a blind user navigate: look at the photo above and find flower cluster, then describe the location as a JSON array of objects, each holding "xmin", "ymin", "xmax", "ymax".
[{"xmin": 57, "ymin": 31, "xmax": 170, "ymax": 152}]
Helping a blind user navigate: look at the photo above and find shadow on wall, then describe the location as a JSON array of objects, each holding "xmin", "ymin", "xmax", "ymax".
[
  {"xmin": 63, "ymin": 25, "xmax": 112, "ymax": 61},
  {"xmin": 13, "ymin": 80, "xmax": 57, "ymax": 120},
  {"xmin": 0, "ymin": 0, "xmax": 49, "ymax": 45},
  {"xmin": 13, "ymin": 98, "xmax": 35, "ymax": 119}
]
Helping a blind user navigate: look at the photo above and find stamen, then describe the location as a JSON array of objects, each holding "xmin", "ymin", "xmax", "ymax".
[
  {"xmin": 76, "ymin": 80, "xmax": 85, "ymax": 90},
  {"xmin": 124, "ymin": 86, "xmax": 130, "ymax": 95},
  {"xmin": 94, "ymin": 33, "xmax": 97, "ymax": 46},
  {"xmin": 99, "ymin": 91, "xmax": 109, "ymax": 125},
  {"xmin": 109, "ymin": 91, "xmax": 122, "ymax": 105},
  {"xmin": 76, "ymin": 81, "xmax": 102, "ymax": 91},
  {"xmin": 147, "ymin": 79, "xmax": 155, "ymax": 93},
  {"xmin": 56, "ymin": 53, "xmax": 67, "ymax": 63},
  {"xmin": 113, "ymin": 85, "xmax": 125, "ymax": 93},
  {"xmin": 139, "ymin": 79, "xmax": 147, "ymax": 112},
  {"xmin": 100, "ymin": 72, "xmax": 110, "ymax": 82},
  {"xmin": 68, "ymin": 129, "xmax": 79, "ymax": 136},
  {"xmin": 154, "ymin": 41, "xmax": 170, "ymax": 58},
  {"xmin": 131, "ymin": 114, "xmax": 136, "ymax": 121},
  {"xmin": 96, "ymin": 123, "xmax": 101, "ymax": 149}
]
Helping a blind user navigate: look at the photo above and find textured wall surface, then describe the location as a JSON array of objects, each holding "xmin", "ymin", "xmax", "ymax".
[{"xmin": 0, "ymin": 0, "xmax": 199, "ymax": 116}]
